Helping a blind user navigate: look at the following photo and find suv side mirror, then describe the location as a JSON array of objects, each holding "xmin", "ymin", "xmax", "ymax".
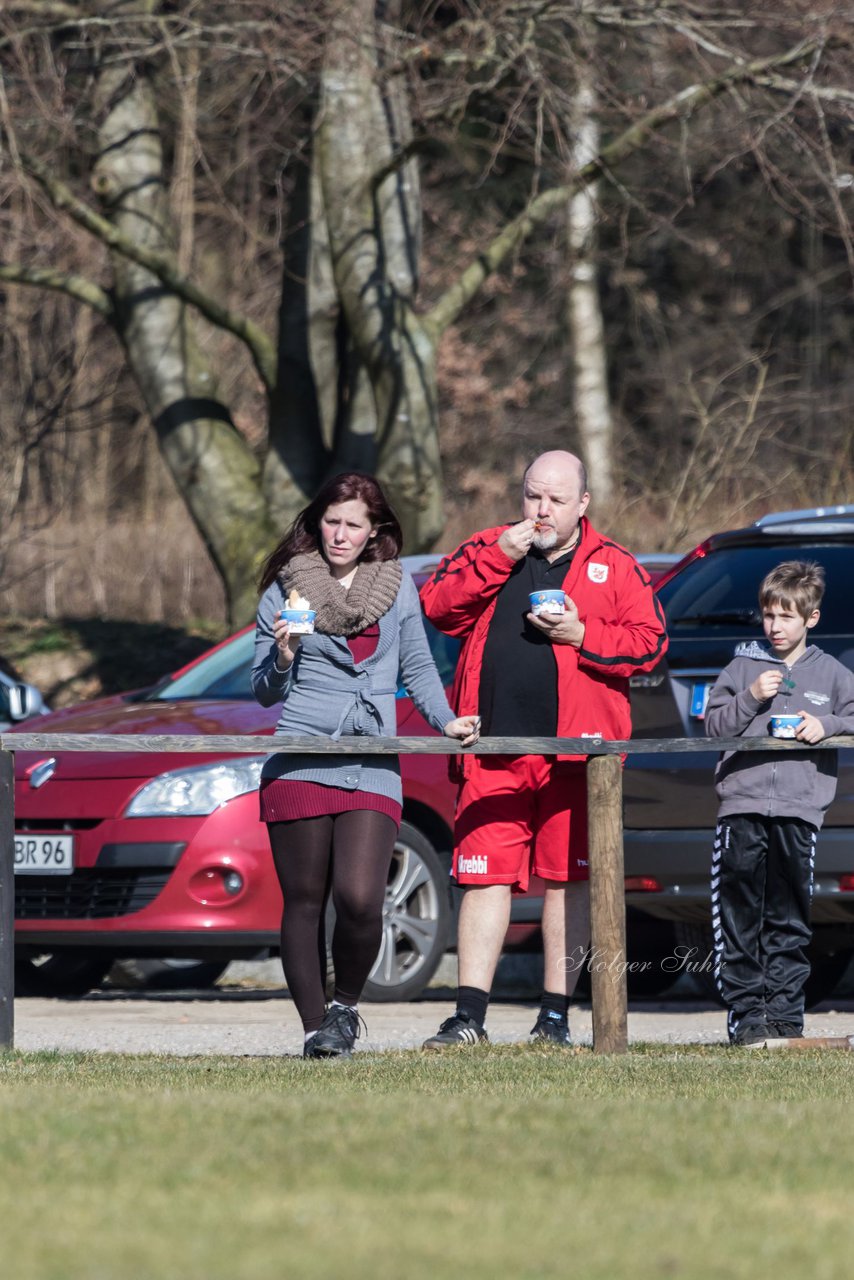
[{"xmin": 6, "ymin": 681, "xmax": 47, "ymax": 722}]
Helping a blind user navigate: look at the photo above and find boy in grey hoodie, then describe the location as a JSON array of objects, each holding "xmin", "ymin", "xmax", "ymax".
[{"xmin": 705, "ymin": 560, "xmax": 854, "ymax": 1046}]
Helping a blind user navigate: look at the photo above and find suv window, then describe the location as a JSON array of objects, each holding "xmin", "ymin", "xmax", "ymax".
[{"xmin": 660, "ymin": 543, "xmax": 854, "ymax": 636}]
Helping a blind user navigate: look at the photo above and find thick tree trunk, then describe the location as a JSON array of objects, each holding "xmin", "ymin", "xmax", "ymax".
[
  {"xmin": 92, "ymin": 39, "xmax": 274, "ymax": 624},
  {"xmin": 266, "ymin": 125, "xmax": 379, "ymax": 530},
  {"xmin": 266, "ymin": 141, "xmax": 331, "ymax": 530},
  {"xmin": 316, "ymin": 0, "xmax": 444, "ymax": 549}
]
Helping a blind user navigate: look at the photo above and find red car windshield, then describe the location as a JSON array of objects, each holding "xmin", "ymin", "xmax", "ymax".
[
  {"xmin": 142, "ymin": 621, "xmax": 460, "ymax": 702},
  {"xmin": 145, "ymin": 630, "xmax": 256, "ymax": 702}
]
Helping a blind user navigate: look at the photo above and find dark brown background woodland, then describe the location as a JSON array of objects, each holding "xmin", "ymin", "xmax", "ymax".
[{"xmin": 3, "ymin": 2, "xmax": 853, "ymax": 634}]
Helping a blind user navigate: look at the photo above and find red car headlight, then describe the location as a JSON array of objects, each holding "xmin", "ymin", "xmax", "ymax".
[{"xmin": 124, "ymin": 759, "xmax": 265, "ymax": 817}]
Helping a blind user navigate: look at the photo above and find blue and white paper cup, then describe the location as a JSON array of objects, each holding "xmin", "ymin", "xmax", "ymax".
[
  {"xmin": 280, "ymin": 608, "xmax": 316, "ymax": 635},
  {"xmin": 529, "ymin": 589, "xmax": 566, "ymax": 616},
  {"xmin": 770, "ymin": 714, "xmax": 802, "ymax": 739}
]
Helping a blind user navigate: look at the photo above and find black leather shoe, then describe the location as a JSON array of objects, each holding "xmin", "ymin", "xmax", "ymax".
[{"xmin": 309, "ymin": 1004, "xmax": 365, "ymax": 1058}]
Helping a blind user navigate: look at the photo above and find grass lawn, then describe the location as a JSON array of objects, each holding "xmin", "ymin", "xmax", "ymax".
[{"xmin": 2, "ymin": 1044, "xmax": 853, "ymax": 1280}]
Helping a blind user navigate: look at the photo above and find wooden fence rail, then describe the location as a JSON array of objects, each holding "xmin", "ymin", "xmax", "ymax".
[{"xmin": 1, "ymin": 732, "xmax": 851, "ymax": 1056}]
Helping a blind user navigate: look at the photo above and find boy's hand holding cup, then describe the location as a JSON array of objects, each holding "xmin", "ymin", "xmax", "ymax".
[{"xmin": 769, "ymin": 714, "xmax": 803, "ymax": 739}]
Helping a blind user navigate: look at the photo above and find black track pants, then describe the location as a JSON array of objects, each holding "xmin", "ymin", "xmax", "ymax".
[{"xmin": 710, "ymin": 813, "xmax": 816, "ymax": 1037}]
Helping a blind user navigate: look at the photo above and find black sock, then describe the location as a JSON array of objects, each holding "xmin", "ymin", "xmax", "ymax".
[
  {"xmin": 457, "ymin": 985, "xmax": 489, "ymax": 1028},
  {"xmin": 539, "ymin": 991, "xmax": 571, "ymax": 1020}
]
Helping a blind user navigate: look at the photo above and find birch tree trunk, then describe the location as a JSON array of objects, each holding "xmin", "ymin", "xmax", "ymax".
[
  {"xmin": 91, "ymin": 9, "xmax": 275, "ymax": 623},
  {"xmin": 567, "ymin": 65, "xmax": 615, "ymax": 505}
]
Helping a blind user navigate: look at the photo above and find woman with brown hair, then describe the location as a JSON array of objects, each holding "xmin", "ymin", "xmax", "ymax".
[{"xmin": 252, "ymin": 472, "xmax": 478, "ymax": 1058}]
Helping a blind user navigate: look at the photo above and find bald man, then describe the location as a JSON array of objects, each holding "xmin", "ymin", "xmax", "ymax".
[{"xmin": 420, "ymin": 452, "xmax": 667, "ymax": 1048}]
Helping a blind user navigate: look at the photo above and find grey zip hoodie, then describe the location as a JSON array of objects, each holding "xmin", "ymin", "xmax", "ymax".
[{"xmin": 705, "ymin": 641, "xmax": 854, "ymax": 829}]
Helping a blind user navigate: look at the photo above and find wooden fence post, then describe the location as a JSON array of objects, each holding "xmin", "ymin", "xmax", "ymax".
[
  {"xmin": 587, "ymin": 752, "xmax": 627, "ymax": 1054},
  {"xmin": 0, "ymin": 749, "xmax": 14, "ymax": 1050}
]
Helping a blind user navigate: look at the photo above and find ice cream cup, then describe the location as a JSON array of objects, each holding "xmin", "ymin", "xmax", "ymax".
[
  {"xmin": 770, "ymin": 714, "xmax": 802, "ymax": 739},
  {"xmin": 529, "ymin": 589, "xmax": 566, "ymax": 616},
  {"xmin": 280, "ymin": 608, "xmax": 316, "ymax": 635}
]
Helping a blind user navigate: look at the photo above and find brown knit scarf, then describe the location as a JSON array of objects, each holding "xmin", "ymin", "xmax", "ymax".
[{"xmin": 278, "ymin": 550, "xmax": 402, "ymax": 637}]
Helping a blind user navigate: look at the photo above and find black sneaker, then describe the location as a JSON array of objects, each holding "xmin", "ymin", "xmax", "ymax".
[
  {"xmin": 530, "ymin": 1011, "xmax": 572, "ymax": 1047},
  {"xmin": 309, "ymin": 1004, "xmax": 364, "ymax": 1058},
  {"xmin": 730, "ymin": 1019, "xmax": 770, "ymax": 1048},
  {"xmin": 768, "ymin": 1021, "xmax": 804, "ymax": 1039},
  {"xmin": 422, "ymin": 1012, "xmax": 488, "ymax": 1050}
]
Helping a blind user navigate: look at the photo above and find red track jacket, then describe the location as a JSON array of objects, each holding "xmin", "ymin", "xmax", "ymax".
[{"xmin": 420, "ymin": 518, "xmax": 668, "ymax": 769}]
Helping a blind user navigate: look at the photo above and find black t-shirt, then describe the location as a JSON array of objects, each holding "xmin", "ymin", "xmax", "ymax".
[{"xmin": 478, "ymin": 546, "xmax": 577, "ymax": 735}]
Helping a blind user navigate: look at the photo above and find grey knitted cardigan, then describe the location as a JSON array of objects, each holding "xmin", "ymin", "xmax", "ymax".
[{"xmin": 251, "ymin": 568, "xmax": 455, "ymax": 803}]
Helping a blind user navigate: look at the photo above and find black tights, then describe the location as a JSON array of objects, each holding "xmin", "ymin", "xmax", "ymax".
[{"xmin": 267, "ymin": 810, "xmax": 397, "ymax": 1032}]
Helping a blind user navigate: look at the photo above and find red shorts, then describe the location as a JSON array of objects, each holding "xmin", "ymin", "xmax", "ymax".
[{"xmin": 453, "ymin": 756, "xmax": 589, "ymax": 893}]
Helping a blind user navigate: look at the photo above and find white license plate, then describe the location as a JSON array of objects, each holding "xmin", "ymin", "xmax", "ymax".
[{"xmin": 14, "ymin": 834, "xmax": 75, "ymax": 875}]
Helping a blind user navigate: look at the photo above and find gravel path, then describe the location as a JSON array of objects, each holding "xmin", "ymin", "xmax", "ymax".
[{"xmin": 12, "ymin": 990, "xmax": 854, "ymax": 1056}]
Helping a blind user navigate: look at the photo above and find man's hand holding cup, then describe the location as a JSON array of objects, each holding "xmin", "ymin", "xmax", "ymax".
[{"xmin": 527, "ymin": 593, "xmax": 585, "ymax": 647}]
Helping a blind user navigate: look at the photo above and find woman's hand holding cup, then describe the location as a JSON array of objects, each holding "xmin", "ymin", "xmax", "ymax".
[{"xmin": 272, "ymin": 615, "xmax": 300, "ymax": 670}]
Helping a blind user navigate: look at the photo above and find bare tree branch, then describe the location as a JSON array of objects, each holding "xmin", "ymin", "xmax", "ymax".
[
  {"xmin": 2, "ymin": 1, "xmax": 80, "ymax": 18},
  {"xmin": 20, "ymin": 153, "xmax": 279, "ymax": 389},
  {"xmin": 752, "ymin": 74, "xmax": 854, "ymax": 107},
  {"xmin": 426, "ymin": 36, "xmax": 832, "ymax": 337},
  {"xmin": 0, "ymin": 264, "xmax": 112, "ymax": 315}
]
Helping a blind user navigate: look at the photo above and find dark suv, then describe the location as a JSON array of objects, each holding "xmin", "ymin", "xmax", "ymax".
[{"xmin": 623, "ymin": 505, "xmax": 854, "ymax": 1000}]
